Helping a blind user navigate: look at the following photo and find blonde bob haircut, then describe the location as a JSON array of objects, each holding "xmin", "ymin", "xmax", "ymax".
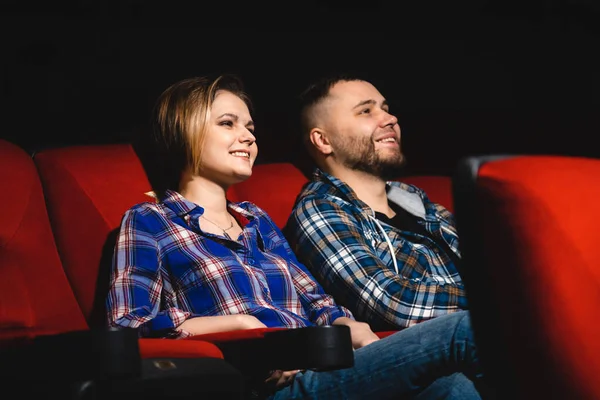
[{"xmin": 150, "ymin": 74, "xmax": 252, "ymax": 191}]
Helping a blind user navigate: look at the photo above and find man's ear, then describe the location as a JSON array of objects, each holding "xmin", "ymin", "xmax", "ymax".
[{"xmin": 309, "ymin": 129, "xmax": 333, "ymax": 156}]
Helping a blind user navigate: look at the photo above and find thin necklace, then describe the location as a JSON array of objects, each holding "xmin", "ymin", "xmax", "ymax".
[{"xmin": 200, "ymin": 214, "xmax": 235, "ymax": 240}]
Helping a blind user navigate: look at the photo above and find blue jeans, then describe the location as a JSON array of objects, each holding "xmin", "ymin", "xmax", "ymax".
[{"xmin": 269, "ymin": 310, "xmax": 481, "ymax": 400}]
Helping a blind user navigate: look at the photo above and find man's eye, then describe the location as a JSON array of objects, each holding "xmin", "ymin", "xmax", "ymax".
[{"xmin": 360, "ymin": 108, "xmax": 371, "ymax": 114}]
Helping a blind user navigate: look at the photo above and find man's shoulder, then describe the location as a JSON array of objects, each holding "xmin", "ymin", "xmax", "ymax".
[
  {"xmin": 295, "ymin": 178, "xmax": 326, "ymax": 198},
  {"xmin": 293, "ymin": 179, "xmax": 353, "ymax": 209}
]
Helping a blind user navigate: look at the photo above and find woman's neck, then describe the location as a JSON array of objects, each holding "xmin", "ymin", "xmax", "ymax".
[{"xmin": 179, "ymin": 172, "xmax": 229, "ymax": 217}]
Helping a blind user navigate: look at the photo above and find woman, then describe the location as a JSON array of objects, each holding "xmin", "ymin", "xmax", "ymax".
[{"xmin": 107, "ymin": 74, "xmax": 484, "ymax": 399}]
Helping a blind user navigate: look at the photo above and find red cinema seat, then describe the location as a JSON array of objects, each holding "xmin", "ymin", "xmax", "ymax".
[
  {"xmin": 0, "ymin": 139, "xmax": 243, "ymax": 399},
  {"xmin": 33, "ymin": 143, "xmax": 354, "ymax": 383},
  {"xmin": 0, "ymin": 139, "xmax": 88, "ymax": 345},
  {"xmin": 453, "ymin": 154, "xmax": 600, "ymax": 399}
]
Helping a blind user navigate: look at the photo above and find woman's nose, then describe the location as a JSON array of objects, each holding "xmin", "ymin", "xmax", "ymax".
[{"xmin": 240, "ymin": 129, "xmax": 256, "ymax": 144}]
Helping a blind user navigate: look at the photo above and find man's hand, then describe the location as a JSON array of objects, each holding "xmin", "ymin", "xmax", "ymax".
[
  {"xmin": 265, "ymin": 369, "xmax": 301, "ymax": 388},
  {"xmin": 333, "ymin": 317, "xmax": 379, "ymax": 349}
]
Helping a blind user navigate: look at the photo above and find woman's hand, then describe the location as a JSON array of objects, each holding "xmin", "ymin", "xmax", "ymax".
[{"xmin": 333, "ymin": 317, "xmax": 380, "ymax": 349}]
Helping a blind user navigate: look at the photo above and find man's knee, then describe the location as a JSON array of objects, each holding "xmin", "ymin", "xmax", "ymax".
[{"xmin": 446, "ymin": 372, "xmax": 481, "ymax": 399}]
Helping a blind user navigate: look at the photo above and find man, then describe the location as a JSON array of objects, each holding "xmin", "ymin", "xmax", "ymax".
[{"xmin": 284, "ymin": 74, "xmax": 467, "ymax": 332}]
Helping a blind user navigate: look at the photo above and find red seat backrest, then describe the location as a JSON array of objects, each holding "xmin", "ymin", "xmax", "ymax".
[
  {"xmin": 0, "ymin": 140, "xmax": 88, "ymax": 346},
  {"xmin": 34, "ymin": 144, "xmax": 153, "ymax": 328},
  {"xmin": 230, "ymin": 162, "xmax": 309, "ymax": 229},
  {"xmin": 454, "ymin": 154, "xmax": 600, "ymax": 399}
]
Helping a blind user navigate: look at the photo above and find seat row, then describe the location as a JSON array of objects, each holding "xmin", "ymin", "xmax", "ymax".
[{"xmin": 2, "ymin": 138, "xmax": 599, "ymax": 399}]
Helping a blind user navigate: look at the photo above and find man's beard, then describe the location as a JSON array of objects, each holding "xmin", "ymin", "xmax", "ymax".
[{"xmin": 333, "ymin": 134, "xmax": 406, "ymax": 180}]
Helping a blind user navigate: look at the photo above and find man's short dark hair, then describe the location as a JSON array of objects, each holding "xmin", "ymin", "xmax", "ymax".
[
  {"xmin": 296, "ymin": 73, "xmax": 364, "ymax": 146},
  {"xmin": 292, "ymin": 72, "xmax": 375, "ymax": 176}
]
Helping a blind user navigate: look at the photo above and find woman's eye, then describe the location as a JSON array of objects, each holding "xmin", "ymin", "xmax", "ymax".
[{"xmin": 220, "ymin": 120, "xmax": 233, "ymax": 127}]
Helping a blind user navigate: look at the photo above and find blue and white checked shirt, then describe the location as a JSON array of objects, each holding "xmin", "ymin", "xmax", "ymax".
[
  {"xmin": 107, "ymin": 190, "xmax": 353, "ymax": 338},
  {"xmin": 284, "ymin": 169, "xmax": 467, "ymax": 332}
]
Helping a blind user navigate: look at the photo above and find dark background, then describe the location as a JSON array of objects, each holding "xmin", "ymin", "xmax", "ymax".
[{"xmin": 1, "ymin": 0, "xmax": 598, "ymax": 176}]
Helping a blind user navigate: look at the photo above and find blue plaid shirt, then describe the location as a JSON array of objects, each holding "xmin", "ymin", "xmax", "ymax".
[
  {"xmin": 284, "ymin": 169, "xmax": 467, "ymax": 331},
  {"xmin": 107, "ymin": 189, "xmax": 353, "ymax": 338}
]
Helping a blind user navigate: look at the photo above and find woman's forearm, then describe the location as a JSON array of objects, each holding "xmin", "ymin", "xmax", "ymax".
[{"xmin": 178, "ymin": 314, "xmax": 267, "ymax": 336}]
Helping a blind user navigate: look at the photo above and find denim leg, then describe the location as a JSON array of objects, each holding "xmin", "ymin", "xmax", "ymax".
[
  {"xmin": 269, "ymin": 310, "xmax": 481, "ymax": 400},
  {"xmin": 414, "ymin": 373, "xmax": 480, "ymax": 400}
]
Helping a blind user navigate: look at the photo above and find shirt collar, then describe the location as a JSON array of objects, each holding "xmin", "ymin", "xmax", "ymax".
[
  {"xmin": 162, "ymin": 189, "xmax": 252, "ymax": 227},
  {"xmin": 311, "ymin": 168, "xmax": 373, "ymax": 214},
  {"xmin": 311, "ymin": 167, "xmax": 431, "ymax": 217},
  {"xmin": 312, "ymin": 168, "xmax": 356, "ymax": 198},
  {"xmin": 162, "ymin": 189, "xmax": 203, "ymax": 218}
]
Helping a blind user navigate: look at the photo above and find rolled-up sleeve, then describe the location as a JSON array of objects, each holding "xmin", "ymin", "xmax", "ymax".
[{"xmin": 106, "ymin": 209, "xmax": 191, "ymax": 338}]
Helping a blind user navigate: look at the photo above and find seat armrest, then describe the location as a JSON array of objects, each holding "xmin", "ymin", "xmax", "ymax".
[
  {"xmin": 264, "ymin": 325, "xmax": 354, "ymax": 371},
  {"xmin": 138, "ymin": 338, "xmax": 224, "ymax": 359},
  {"xmin": 0, "ymin": 328, "xmax": 141, "ymax": 382},
  {"xmin": 188, "ymin": 325, "xmax": 354, "ymax": 373},
  {"xmin": 0, "ymin": 328, "xmax": 246, "ymax": 399},
  {"xmin": 95, "ymin": 357, "xmax": 244, "ymax": 400}
]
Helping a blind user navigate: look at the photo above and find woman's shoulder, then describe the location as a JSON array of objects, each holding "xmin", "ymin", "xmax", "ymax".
[
  {"xmin": 120, "ymin": 199, "xmax": 169, "ymax": 225},
  {"xmin": 126, "ymin": 199, "xmax": 163, "ymax": 214}
]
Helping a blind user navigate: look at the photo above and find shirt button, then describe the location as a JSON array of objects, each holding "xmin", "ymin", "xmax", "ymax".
[{"xmin": 247, "ymin": 259, "xmax": 255, "ymax": 266}]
